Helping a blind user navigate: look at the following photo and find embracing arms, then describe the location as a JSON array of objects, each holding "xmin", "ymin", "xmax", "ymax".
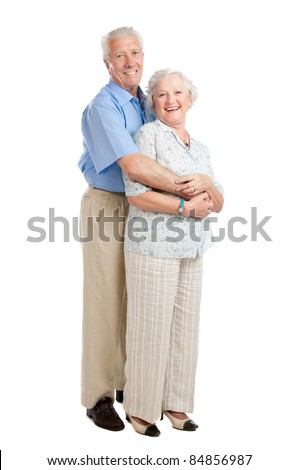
[
  {"xmin": 118, "ymin": 153, "xmax": 180, "ymax": 195},
  {"xmin": 174, "ymin": 173, "xmax": 224, "ymax": 213},
  {"xmin": 126, "ymin": 190, "xmax": 214, "ymax": 218},
  {"xmin": 119, "ymin": 154, "xmax": 216, "ymax": 218}
]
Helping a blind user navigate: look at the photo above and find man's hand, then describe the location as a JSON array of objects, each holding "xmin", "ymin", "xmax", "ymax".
[{"xmin": 175, "ymin": 173, "xmax": 213, "ymax": 197}]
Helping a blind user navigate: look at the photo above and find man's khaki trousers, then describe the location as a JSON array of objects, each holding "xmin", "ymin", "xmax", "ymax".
[{"xmin": 80, "ymin": 186, "xmax": 128, "ymax": 409}]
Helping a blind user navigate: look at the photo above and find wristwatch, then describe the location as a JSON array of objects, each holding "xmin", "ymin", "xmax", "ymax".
[{"xmin": 178, "ymin": 199, "xmax": 185, "ymax": 217}]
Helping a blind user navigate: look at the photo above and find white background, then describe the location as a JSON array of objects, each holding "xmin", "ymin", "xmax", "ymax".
[{"xmin": 0, "ymin": 0, "xmax": 298, "ymax": 469}]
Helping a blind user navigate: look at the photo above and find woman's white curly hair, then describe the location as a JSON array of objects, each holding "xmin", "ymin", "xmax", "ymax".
[{"xmin": 146, "ymin": 68, "xmax": 198, "ymax": 114}]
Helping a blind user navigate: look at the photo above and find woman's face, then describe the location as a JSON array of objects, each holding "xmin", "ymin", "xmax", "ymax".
[{"xmin": 153, "ymin": 74, "xmax": 191, "ymax": 127}]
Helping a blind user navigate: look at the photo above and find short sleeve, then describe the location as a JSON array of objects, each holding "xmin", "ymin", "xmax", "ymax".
[{"xmin": 82, "ymin": 99, "xmax": 140, "ymax": 174}]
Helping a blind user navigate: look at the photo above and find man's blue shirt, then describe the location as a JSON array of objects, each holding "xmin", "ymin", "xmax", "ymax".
[{"xmin": 78, "ymin": 79, "xmax": 153, "ymax": 192}]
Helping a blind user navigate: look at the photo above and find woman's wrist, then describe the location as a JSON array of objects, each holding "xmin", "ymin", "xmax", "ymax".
[{"xmin": 183, "ymin": 200, "xmax": 192, "ymax": 216}]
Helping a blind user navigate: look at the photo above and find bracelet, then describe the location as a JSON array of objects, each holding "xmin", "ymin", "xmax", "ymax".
[{"xmin": 178, "ymin": 199, "xmax": 185, "ymax": 217}]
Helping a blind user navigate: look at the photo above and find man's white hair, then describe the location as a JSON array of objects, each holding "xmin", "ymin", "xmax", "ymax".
[{"xmin": 101, "ymin": 26, "xmax": 143, "ymax": 60}]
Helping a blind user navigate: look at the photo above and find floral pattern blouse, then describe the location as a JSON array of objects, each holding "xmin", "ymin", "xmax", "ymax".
[{"xmin": 123, "ymin": 119, "xmax": 223, "ymax": 258}]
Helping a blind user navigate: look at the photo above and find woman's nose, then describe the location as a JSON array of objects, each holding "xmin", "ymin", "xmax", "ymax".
[{"xmin": 166, "ymin": 94, "xmax": 175, "ymax": 104}]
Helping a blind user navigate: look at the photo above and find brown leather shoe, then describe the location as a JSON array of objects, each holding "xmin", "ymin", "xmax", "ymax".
[{"xmin": 86, "ymin": 397, "xmax": 125, "ymax": 431}]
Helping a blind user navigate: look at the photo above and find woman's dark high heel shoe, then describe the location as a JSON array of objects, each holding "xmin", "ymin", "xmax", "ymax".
[
  {"xmin": 163, "ymin": 411, "xmax": 198, "ymax": 431},
  {"xmin": 126, "ymin": 414, "xmax": 161, "ymax": 437}
]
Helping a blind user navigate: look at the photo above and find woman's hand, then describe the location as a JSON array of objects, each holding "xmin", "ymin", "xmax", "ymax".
[
  {"xmin": 175, "ymin": 173, "xmax": 213, "ymax": 197},
  {"xmin": 184, "ymin": 192, "xmax": 214, "ymax": 218}
]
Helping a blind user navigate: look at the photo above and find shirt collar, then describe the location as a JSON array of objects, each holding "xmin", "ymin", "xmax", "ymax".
[
  {"xmin": 107, "ymin": 79, "xmax": 144, "ymax": 106},
  {"xmin": 155, "ymin": 119, "xmax": 193, "ymax": 147},
  {"xmin": 137, "ymin": 87, "xmax": 147, "ymax": 106},
  {"xmin": 155, "ymin": 119, "xmax": 175, "ymax": 132}
]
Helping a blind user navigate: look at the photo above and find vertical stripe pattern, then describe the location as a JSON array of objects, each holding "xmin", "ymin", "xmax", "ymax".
[{"xmin": 124, "ymin": 252, "xmax": 203, "ymax": 423}]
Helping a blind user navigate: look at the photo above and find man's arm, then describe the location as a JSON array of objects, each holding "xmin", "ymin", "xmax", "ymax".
[
  {"xmin": 83, "ymin": 102, "xmax": 182, "ymax": 195},
  {"xmin": 118, "ymin": 153, "xmax": 180, "ymax": 195}
]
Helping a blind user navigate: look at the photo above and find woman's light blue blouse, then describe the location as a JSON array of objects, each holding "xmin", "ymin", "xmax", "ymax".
[{"xmin": 124, "ymin": 119, "xmax": 223, "ymax": 258}]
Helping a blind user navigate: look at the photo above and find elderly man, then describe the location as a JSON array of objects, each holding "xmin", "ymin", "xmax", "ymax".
[{"xmin": 79, "ymin": 26, "xmax": 200, "ymax": 432}]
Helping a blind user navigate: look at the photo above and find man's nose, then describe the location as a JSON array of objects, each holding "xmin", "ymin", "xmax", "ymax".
[{"xmin": 124, "ymin": 55, "xmax": 135, "ymax": 67}]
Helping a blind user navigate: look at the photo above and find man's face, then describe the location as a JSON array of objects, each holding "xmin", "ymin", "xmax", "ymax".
[{"xmin": 105, "ymin": 35, "xmax": 144, "ymax": 97}]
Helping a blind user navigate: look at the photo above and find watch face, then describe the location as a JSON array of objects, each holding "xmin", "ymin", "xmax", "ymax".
[{"xmin": 178, "ymin": 206, "xmax": 184, "ymax": 214}]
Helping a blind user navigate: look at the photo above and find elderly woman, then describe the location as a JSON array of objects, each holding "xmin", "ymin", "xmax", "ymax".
[{"xmin": 123, "ymin": 69, "xmax": 224, "ymax": 436}]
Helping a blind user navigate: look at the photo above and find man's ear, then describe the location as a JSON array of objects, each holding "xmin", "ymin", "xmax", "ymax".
[{"xmin": 104, "ymin": 59, "xmax": 111, "ymax": 73}]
